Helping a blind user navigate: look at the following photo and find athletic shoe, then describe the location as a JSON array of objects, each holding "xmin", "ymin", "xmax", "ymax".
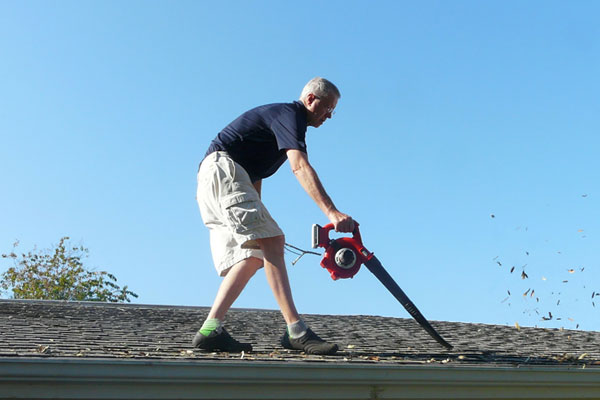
[
  {"xmin": 281, "ymin": 328, "xmax": 338, "ymax": 355},
  {"xmin": 192, "ymin": 328, "xmax": 252, "ymax": 352}
]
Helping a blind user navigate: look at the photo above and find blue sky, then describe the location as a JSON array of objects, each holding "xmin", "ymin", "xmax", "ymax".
[{"xmin": 1, "ymin": 1, "xmax": 599, "ymax": 332}]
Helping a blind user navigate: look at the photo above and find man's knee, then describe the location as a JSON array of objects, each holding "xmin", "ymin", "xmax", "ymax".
[
  {"xmin": 257, "ymin": 235, "xmax": 285, "ymax": 256},
  {"xmin": 244, "ymin": 256, "xmax": 263, "ymax": 273},
  {"xmin": 226, "ymin": 256, "xmax": 263, "ymax": 277}
]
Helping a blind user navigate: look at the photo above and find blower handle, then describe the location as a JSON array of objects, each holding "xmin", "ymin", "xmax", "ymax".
[{"xmin": 313, "ymin": 223, "xmax": 363, "ymax": 248}]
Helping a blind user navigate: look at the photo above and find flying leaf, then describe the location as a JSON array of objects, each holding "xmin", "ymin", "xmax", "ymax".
[
  {"xmin": 510, "ymin": 266, "xmax": 515, "ymax": 273},
  {"xmin": 542, "ymin": 312, "xmax": 553, "ymax": 321},
  {"xmin": 515, "ymin": 322, "xmax": 521, "ymax": 331},
  {"xmin": 521, "ymin": 271, "xmax": 528, "ymax": 280}
]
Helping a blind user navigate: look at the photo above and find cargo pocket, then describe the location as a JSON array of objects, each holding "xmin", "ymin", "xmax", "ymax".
[{"xmin": 221, "ymin": 193, "xmax": 265, "ymax": 234}]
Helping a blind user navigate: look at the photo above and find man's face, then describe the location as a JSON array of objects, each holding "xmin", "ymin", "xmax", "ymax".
[{"xmin": 305, "ymin": 93, "xmax": 338, "ymax": 128}]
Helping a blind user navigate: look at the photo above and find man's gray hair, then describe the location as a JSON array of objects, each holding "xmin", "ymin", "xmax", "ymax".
[{"xmin": 300, "ymin": 77, "xmax": 341, "ymax": 101}]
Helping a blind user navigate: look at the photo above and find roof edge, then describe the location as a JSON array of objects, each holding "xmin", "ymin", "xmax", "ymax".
[{"xmin": 1, "ymin": 357, "xmax": 599, "ymax": 399}]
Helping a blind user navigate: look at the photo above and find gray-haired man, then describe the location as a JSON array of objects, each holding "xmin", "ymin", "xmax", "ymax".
[{"xmin": 193, "ymin": 77, "xmax": 355, "ymax": 355}]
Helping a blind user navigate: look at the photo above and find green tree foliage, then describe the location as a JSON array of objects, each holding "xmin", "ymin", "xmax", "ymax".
[{"xmin": 1, "ymin": 237, "xmax": 138, "ymax": 302}]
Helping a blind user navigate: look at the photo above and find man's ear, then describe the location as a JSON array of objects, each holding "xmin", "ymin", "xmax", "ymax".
[{"xmin": 305, "ymin": 93, "xmax": 317, "ymax": 107}]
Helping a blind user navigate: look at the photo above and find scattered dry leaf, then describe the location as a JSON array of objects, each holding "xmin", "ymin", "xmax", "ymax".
[{"xmin": 37, "ymin": 345, "xmax": 50, "ymax": 354}]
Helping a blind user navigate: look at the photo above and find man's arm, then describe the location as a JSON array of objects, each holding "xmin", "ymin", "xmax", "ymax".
[
  {"xmin": 253, "ymin": 180, "xmax": 262, "ymax": 199},
  {"xmin": 287, "ymin": 149, "xmax": 355, "ymax": 232}
]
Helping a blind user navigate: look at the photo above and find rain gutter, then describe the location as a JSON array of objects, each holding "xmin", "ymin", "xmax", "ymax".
[{"xmin": 1, "ymin": 357, "xmax": 599, "ymax": 399}]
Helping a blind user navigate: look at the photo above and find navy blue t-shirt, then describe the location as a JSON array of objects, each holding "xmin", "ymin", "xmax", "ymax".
[{"xmin": 204, "ymin": 101, "xmax": 308, "ymax": 182}]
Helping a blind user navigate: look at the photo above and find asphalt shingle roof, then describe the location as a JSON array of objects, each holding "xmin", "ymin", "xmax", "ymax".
[{"xmin": 1, "ymin": 299, "xmax": 599, "ymax": 368}]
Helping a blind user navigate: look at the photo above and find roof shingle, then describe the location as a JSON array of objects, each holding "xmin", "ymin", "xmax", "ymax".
[{"xmin": 1, "ymin": 299, "xmax": 599, "ymax": 368}]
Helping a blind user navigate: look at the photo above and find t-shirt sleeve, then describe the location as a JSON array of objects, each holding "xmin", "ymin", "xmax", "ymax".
[{"xmin": 270, "ymin": 107, "xmax": 307, "ymax": 153}]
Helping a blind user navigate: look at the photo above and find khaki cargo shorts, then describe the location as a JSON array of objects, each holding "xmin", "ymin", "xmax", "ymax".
[{"xmin": 196, "ymin": 151, "xmax": 284, "ymax": 276}]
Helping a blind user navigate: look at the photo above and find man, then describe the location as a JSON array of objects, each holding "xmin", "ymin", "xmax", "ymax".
[{"xmin": 193, "ymin": 77, "xmax": 355, "ymax": 355}]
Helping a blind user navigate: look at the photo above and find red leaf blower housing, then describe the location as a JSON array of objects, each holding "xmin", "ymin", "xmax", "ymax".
[
  {"xmin": 312, "ymin": 223, "xmax": 371, "ymax": 280},
  {"xmin": 311, "ymin": 223, "xmax": 453, "ymax": 350}
]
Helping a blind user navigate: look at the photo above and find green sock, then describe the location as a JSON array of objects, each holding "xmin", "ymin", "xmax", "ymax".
[{"xmin": 199, "ymin": 318, "xmax": 222, "ymax": 336}]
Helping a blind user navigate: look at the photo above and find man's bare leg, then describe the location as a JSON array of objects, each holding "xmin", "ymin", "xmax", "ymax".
[
  {"xmin": 207, "ymin": 257, "xmax": 263, "ymax": 321},
  {"xmin": 193, "ymin": 257, "xmax": 261, "ymax": 351},
  {"xmin": 258, "ymin": 234, "xmax": 338, "ymax": 355},
  {"xmin": 257, "ymin": 235, "xmax": 300, "ymax": 324}
]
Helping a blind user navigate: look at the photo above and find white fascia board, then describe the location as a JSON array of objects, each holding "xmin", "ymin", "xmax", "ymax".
[{"xmin": 0, "ymin": 357, "xmax": 599, "ymax": 399}]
